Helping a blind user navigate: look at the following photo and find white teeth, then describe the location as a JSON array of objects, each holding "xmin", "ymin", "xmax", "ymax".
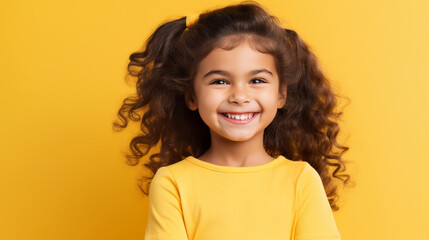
[{"xmin": 225, "ymin": 113, "xmax": 254, "ymax": 120}]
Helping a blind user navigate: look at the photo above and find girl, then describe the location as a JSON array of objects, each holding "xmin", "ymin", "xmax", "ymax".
[{"xmin": 113, "ymin": 1, "xmax": 351, "ymax": 239}]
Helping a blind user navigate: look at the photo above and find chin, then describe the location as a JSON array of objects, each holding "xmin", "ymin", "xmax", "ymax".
[
  {"xmin": 226, "ymin": 137, "xmax": 252, "ymax": 142},
  {"xmin": 221, "ymin": 133, "xmax": 257, "ymax": 142}
]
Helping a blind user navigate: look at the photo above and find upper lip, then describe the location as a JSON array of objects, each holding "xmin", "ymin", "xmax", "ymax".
[{"xmin": 220, "ymin": 112, "xmax": 258, "ymax": 114}]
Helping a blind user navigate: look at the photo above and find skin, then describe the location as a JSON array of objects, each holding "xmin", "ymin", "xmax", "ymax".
[{"xmin": 186, "ymin": 38, "xmax": 287, "ymax": 167}]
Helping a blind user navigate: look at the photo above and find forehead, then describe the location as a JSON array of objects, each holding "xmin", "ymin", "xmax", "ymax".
[
  {"xmin": 216, "ymin": 34, "xmax": 275, "ymax": 52},
  {"xmin": 196, "ymin": 37, "xmax": 277, "ymax": 76}
]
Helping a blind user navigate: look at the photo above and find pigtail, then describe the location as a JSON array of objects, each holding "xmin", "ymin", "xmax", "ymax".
[
  {"xmin": 113, "ymin": 17, "xmax": 191, "ymax": 194},
  {"xmin": 275, "ymin": 29, "xmax": 351, "ymax": 210}
]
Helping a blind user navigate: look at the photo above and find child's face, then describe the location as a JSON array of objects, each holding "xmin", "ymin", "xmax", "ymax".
[{"xmin": 187, "ymin": 39, "xmax": 286, "ymax": 143}]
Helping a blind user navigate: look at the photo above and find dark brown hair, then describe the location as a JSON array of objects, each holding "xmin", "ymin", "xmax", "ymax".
[{"xmin": 113, "ymin": 1, "xmax": 352, "ymax": 211}]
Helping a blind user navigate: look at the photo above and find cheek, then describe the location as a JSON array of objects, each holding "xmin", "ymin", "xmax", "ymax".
[
  {"xmin": 259, "ymin": 90, "xmax": 281, "ymax": 119},
  {"xmin": 261, "ymin": 90, "xmax": 280, "ymax": 106},
  {"xmin": 196, "ymin": 89, "xmax": 223, "ymax": 107},
  {"xmin": 195, "ymin": 91, "xmax": 222, "ymax": 118}
]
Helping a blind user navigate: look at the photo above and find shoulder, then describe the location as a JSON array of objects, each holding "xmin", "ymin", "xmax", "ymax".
[
  {"xmin": 292, "ymin": 161, "xmax": 325, "ymax": 200},
  {"xmin": 149, "ymin": 157, "xmax": 201, "ymax": 198},
  {"xmin": 281, "ymin": 158, "xmax": 320, "ymax": 185},
  {"xmin": 151, "ymin": 157, "xmax": 194, "ymax": 184},
  {"xmin": 276, "ymin": 157, "xmax": 315, "ymax": 178},
  {"xmin": 149, "ymin": 160, "xmax": 192, "ymax": 198},
  {"xmin": 274, "ymin": 157, "xmax": 323, "ymax": 191},
  {"xmin": 277, "ymin": 157, "xmax": 318, "ymax": 176},
  {"xmin": 150, "ymin": 166, "xmax": 175, "ymax": 192},
  {"xmin": 295, "ymin": 161, "xmax": 320, "ymax": 181}
]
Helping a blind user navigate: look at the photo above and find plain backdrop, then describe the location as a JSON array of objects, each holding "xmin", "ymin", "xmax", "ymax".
[{"xmin": 1, "ymin": 0, "xmax": 428, "ymax": 239}]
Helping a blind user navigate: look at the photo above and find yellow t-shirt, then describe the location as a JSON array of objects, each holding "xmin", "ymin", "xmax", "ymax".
[{"xmin": 144, "ymin": 155, "xmax": 341, "ymax": 240}]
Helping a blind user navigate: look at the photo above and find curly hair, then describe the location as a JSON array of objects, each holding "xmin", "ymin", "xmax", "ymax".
[{"xmin": 113, "ymin": 1, "xmax": 352, "ymax": 211}]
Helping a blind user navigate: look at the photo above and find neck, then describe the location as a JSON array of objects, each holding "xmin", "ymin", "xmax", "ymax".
[{"xmin": 198, "ymin": 131, "xmax": 273, "ymax": 167}]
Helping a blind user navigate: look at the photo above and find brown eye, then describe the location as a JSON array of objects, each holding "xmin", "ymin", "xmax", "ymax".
[
  {"xmin": 210, "ymin": 79, "xmax": 229, "ymax": 85},
  {"xmin": 250, "ymin": 78, "xmax": 266, "ymax": 84}
]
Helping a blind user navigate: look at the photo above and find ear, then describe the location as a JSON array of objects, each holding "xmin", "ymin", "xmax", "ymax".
[
  {"xmin": 185, "ymin": 91, "xmax": 198, "ymax": 111},
  {"xmin": 277, "ymin": 85, "xmax": 287, "ymax": 109}
]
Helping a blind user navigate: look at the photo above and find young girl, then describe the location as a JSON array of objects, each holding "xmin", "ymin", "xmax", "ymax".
[{"xmin": 113, "ymin": 1, "xmax": 351, "ymax": 239}]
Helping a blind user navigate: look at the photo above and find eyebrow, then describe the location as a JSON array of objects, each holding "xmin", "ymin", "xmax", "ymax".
[{"xmin": 202, "ymin": 69, "xmax": 273, "ymax": 79}]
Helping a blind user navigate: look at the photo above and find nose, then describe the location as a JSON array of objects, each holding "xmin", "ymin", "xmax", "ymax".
[{"xmin": 228, "ymin": 84, "xmax": 250, "ymax": 104}]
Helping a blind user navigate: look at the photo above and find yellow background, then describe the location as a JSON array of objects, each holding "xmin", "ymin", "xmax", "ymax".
[{"xmin": 1, "ymin": 0, "xmax": 428, "ymax": 239}]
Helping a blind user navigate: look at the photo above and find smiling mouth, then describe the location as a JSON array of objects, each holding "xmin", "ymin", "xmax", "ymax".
[{"xmin": 221, "ymin": 112, "xmax": 256, "ymax": 121}]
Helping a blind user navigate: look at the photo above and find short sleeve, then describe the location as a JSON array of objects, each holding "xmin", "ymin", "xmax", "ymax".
[
  {"xmin": 144, "ymin": 167, "xmax": 189, "ymax": 240},
  {"xmin": 293, "ymin": 163, "xmax": 341, "ymax": 240}
]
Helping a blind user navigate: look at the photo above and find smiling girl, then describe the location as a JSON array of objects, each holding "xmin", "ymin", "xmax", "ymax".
[
  {"xmin": 113, "ymin": 1, "xmax": 351, "ymax": 239},
  {"xmin": 187, "ymin": 36, "xmax": 286, "ymax": 166}
]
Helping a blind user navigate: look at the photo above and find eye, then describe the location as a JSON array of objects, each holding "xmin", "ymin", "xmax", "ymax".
[
  {"xmin": 250, "ymin": 78, "xmax": 266, "ymax": 84},
  {"xmin": 210, "ymin": 79, "xmax": 229, "ymax": 85}
]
